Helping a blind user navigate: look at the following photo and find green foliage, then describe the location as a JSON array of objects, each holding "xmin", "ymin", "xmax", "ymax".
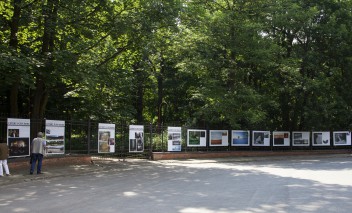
[{"xmin": 1, "ymin": 0, "xmax": 352, "ymax": 131}]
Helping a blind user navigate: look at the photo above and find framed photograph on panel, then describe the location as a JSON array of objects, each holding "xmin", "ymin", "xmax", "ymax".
[
  {"xmin": 292, "ymin": 132, "xmax": 310, "ymax": 146},
  {"xmin": 312, "ymin": 132, "xmax": 330, "ymax": 146},
  {"xmin": 252, "ymin": 131, "xmax": 270, "ymax": 146},
  {"xmin": 333, "ymin": 131, "xmax": 351, "ymax": 146},
  {"xmin": 209, "ymin": 130, "xmax": 228, "ymax": 146},
  {"xmin": 232, "ymin": 130, "xmax": 250, "ymax": 146},
  {"xmin": 187, "ymin": 129, "xmax": 207, "ymax": 147},
  {"xmin": 273, "ymin": 131, "xmax": 290, "ymax": 146}
]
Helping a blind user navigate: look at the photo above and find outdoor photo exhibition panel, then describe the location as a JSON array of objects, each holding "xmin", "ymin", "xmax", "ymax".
[
  {"xmin": 98, "ymin": 123, "xmax": 116, "ymax": 153},
  {"xmin": 167, "ymin": 127, "xmax": 182, "ymax": 151},
  {"xmin": 292, "ymin": 131, "xmax": 310, "ymax": 146},
  {"xmin": 232, "ymin": 130, "xmax": 250, "ymax": 146},
  {"xmin": 252, "ymin": 131, "xmax": 270, "ymax": 146},
  {"xmin": 209, "ymin": 130, "xmax": 229, "ymax": 146},
  {"xmin": 273, "ymin": 131, "xmax": 290, "ymax": 146},
  {"xmin": 7, "ymin": 118, "xmax": 30, "ymax": 157},
  {"xmin": 187, "ymin": 129, "xmax": 207, "ymax": 147},
  {"xmin": 45, "ymin": 120, "xmax": 65, "ymax": 155},
  {"xmin": 333, "ymin": 131, "xmax": 351, "ymax": 146},
  {"xmin": 312, "ymin": 131, "xmax": 331, "ymax": 146},
  {"xmin": 129, "ymin": 125, "xmax": 144, "ymax": 152}
]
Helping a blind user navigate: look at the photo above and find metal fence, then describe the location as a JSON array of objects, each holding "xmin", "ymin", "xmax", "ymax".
[{"xmin": 1, "ymin": 117, "xmax": 351, "ymax": 160}]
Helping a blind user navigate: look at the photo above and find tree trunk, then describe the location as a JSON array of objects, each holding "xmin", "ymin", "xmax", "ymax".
[
  {"xmin": 136, "ymin": 70, "xmax": 144, "ymax": 124},
  {"xmin": 157, "ymin": 57, "xmax": 165, "ymax": 132},
  {"xmin": 8, "ymin": 0, "xmax": 22, "ymax": 116},
  {"xmin": 31, "ymin": 0, "xmax": 58, "ymax": 139},
  {"xmin": 31, "ymin": 0, "xmax": 58, "ymax": 119}
]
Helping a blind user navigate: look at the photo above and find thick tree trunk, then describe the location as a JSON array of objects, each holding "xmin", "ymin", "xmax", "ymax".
[
  {"xmin": 31, "ymin": 77, "xmax": 46, "ymax": 119},
  {"xmin": 31, "ymin": 0, "xmax": 58, "ymax": 119},
  {"xmin": 8, "ymin": 0, "xmax": 22, "ymax": 116},
  {"xmin": 31, "ymin": 0, "xmax": 58, "ymax": 139}
]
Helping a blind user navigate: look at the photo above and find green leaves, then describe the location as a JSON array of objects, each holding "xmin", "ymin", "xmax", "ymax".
[{"xmin": 1, "ymin": 0, "xmax": 352, "ymax": 130}]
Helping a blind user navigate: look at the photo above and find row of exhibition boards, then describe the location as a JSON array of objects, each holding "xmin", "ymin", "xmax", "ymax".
[
  {"xmin": 5, "ymin": 118, "xmax": 352, "ymax": 157},
  {"xmin": 6, "ymin": 118, "xmax": 146, "ymax": 157}
]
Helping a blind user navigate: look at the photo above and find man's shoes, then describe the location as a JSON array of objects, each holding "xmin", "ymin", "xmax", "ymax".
[
  {"xmin": 30, "ymin": 172, "xmax": 33, "ymax": 175},
  {"xmin": 6, "ymin": 174, "xmax": 11, "ymax": 176},
  {"xmin": 37, "ymin": 172, "xmax": 43, "ymax": 175}
]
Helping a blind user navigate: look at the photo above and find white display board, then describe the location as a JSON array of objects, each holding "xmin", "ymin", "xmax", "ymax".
[
  {"xmin": 129, "ymin": 125, "xmax": 144, "ymax": 152},
  {"xmin": 312, "ymin": 131, "xmax": 330, "ymax": 146},
  {"xmin": 7, "ymin": 118, "xmax": 31, "ymax": 157},
  {"xmin": 187, "ymin": 129, "xmax": 207, "ymax": 147},
  {"xmin": 273, "ymin": 131, "xmax": 290, "ymax": 146},
  {"xmin": 252, "ymin": 131, "xmax": 270, "ymax": 146},
  {"xmin": 209, "ymin": 130, "xmax": 228, "ymax": 146},
  {"xmin": 333, "ymin": 131, "xmax": 351, "ymax": 146},
  {"xmin": 98, "ymin": 123, "xmax": 115, "ymax": 153},
  {"xmin": 45, "ymin": 120, "xmax": 65, "ymax": 155},
  {"xmin": 292, "ymin": 132, "xmax": 310, "ymax": 146},
  {"xmin": 231, "ymin": 130, "xmax": 250, "ymax": 146},
  {"xmin": 167, "ymin": 127, "xmax": 182, "ymax": 151}
]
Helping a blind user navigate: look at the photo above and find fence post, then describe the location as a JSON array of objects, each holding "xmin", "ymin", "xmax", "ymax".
[
  {"xmin": 149, "ymin": 123, "xmax": 153, "ymax": 160},
  {"xmin": 69, "ymin": 118, "xmax": 72, "ymax": 154},
  {"xmin": 87, "ymin": 119, "xmax": 91, "ymax": 154},
  {"xmin": 161, "ymin": 123, "xmax": 164, "ymax": 152}
]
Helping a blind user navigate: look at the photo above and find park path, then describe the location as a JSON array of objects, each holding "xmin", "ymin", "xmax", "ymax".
[{"xmin": 1, "ymin": 155, "xmax": 352, "ymax": 213}]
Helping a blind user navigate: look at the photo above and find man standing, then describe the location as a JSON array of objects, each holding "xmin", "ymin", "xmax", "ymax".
[
  {"xmin": 30, "ymin": 132, "xmax": 46, "ymax": 175},
  {"xmin": 0, "ymin": 140, "xmax": 11, "ymax": 177}
]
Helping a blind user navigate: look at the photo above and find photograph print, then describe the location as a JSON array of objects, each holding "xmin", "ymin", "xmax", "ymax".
[
  {"xmin": 135, "ymin": 132, "xmax": 144, "ymax": 152},
  {"xmin": 129, "ymin": 132, "xmax": 144, "ymax": 152},
  {"xmin": 252, "ymin": 131, "xmax": 270, "ymax": 146},
  {"xmin": 98, "ymin": 131, "xmax": 110, "ymax": 153},
  {"xmin": 8, "ymin": 137, "xmax": 30, "ymax": 157},
  {"xmin": 187, "ymin": 129, "xmax": 206, "ymax": 147},
  {"xmin": 333, "ymin": 131, "xmax": 351, "ymax": 146},
  {"xmin": 8, "ymin": 129, "xmax": 19, "ymax": 137},
  {"xmin": 209, "ymin": 130, "xmax": 228, "ymax": 146},
  {"xmin": 273, "ymin": 131, "xmax": 290, "ymax": 146},
  {"xmin": 292, "ymin": 132, "xmax": 310, "ymax": 146},
  {"xmin": 312, "ymin": 132, "xmax": 330, "ymax": 146},
  {"xmin": 232, "ymin": 130, "xmax": 250, "ymax": 146}
]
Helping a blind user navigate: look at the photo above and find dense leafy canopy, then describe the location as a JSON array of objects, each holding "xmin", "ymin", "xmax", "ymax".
[{"xmin": 1, "ymin": 0, "xmax": 352, "ymax": 130}]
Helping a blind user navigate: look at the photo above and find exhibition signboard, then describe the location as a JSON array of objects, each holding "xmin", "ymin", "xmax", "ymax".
[
  {"xmin": 45, "ymin": 120, "xmax": 65, "ymax": 155},
  {"xmin": 292, "ymin": 132, "xmax": 310, "ymax": 146},
  {"xmin": 252, "ymin": 131, "xmax": 270, "ymax": 146},
  {"xmin": 209, "ymin": 130, "xmax": 228, "ymax": 146},
  {"xmin": 98, "ymin": 123, "xmax": 116, "ymax": 153},
  {"xmin": 312, "ymin": 131, "xmax": 330, "ymax": 146},
  {"xmin": 7, "ymin": 118, "xmax": 31, "ymax": 157},
  {"xmin": 333, "ymin": 131, "xmax": 351, "ymax": 146},
  {"xmin": 187, "ymin": 129, "xmax": 207, "ymax": 147},
  {"xmin": 232, "ymin": 130, "xmax": 250, "ymax": 146},
  {"xmin": 273, "ymin": 131, "xmax": 290, "ymax": 146},
  {"xmin": 129, "ymin": 125, "xmax": 144, "ymax": 152},
  {"xmin": 167, "ymin": 127, "xmax": 182, "ymax": 151}
]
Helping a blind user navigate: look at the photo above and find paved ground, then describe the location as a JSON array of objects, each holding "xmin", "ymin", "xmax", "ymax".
[{"xmin": 1, "ymin": 154, "xmax": 352, "ymax": 213}]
